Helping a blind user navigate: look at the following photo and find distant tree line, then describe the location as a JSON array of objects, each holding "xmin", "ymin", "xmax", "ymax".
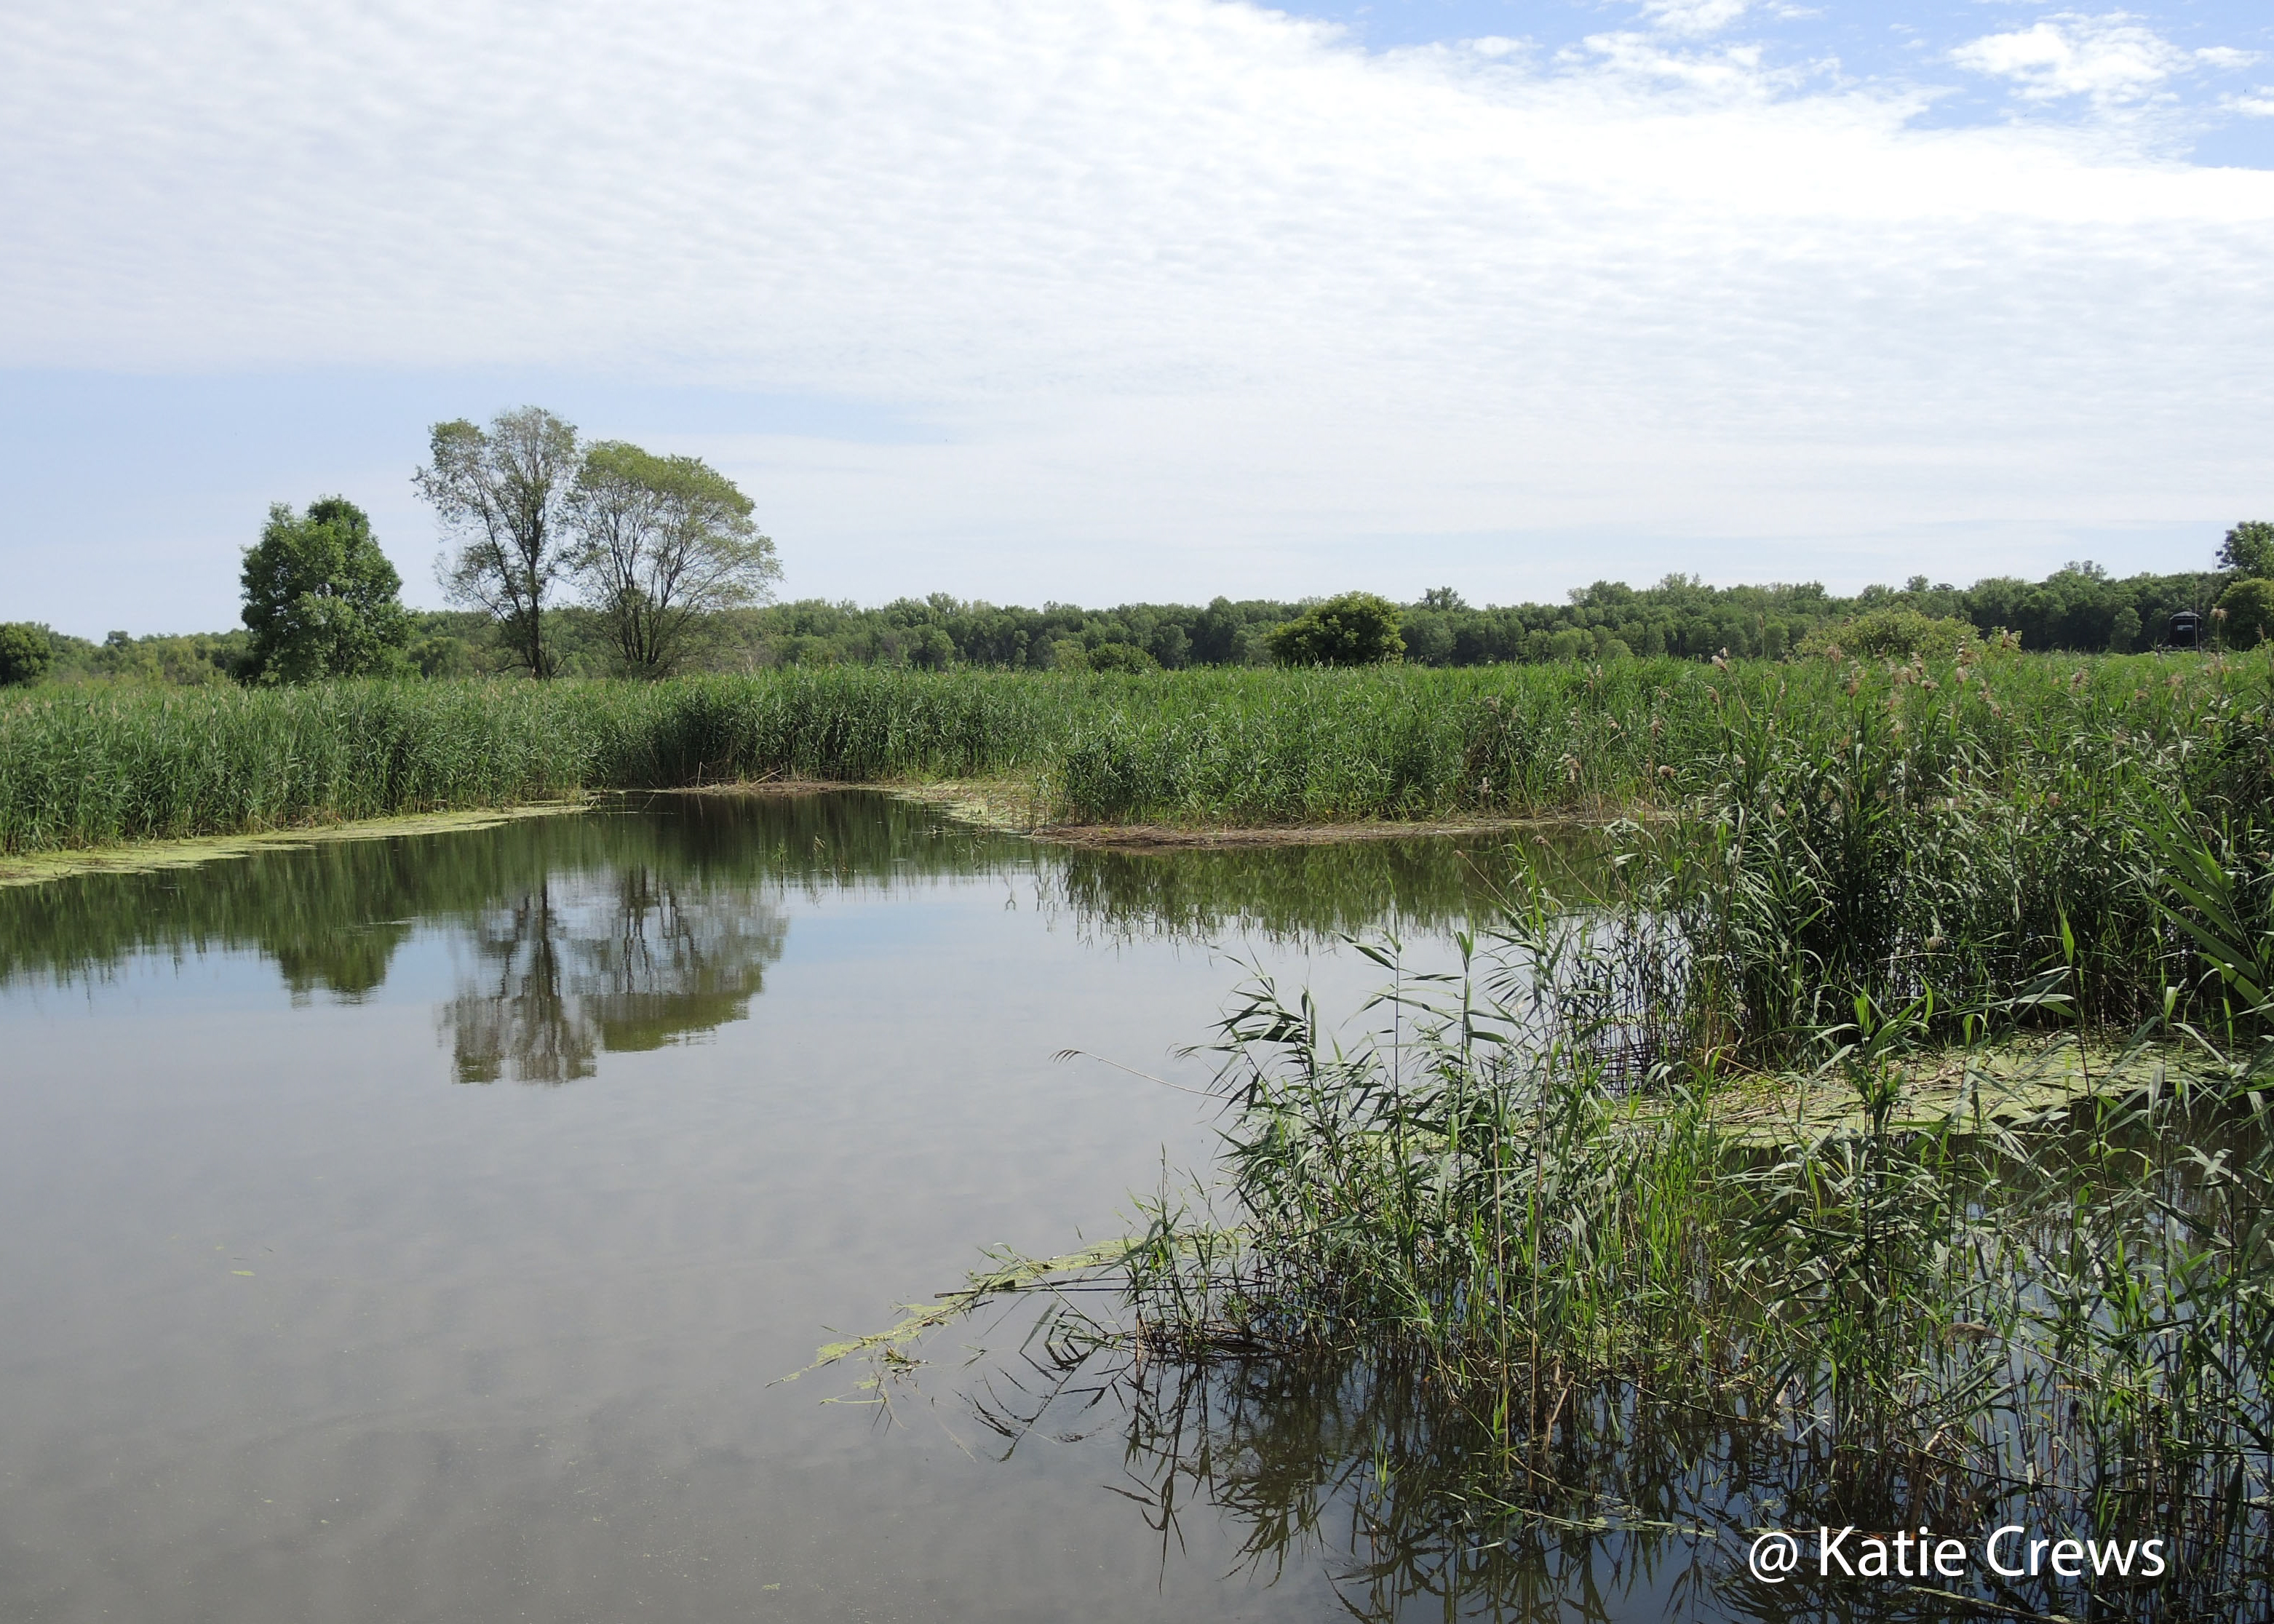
[
  {"xmin": 413, "ymin": 554, "xmax": 2241, "ymax": 676},
  {"xmin": 1, "ymin": 500, "xmax": 2263, "ymax": 689}
]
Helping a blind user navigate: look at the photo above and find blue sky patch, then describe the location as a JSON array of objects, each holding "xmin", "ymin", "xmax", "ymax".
[{"xmin": 1277, "ymin": 0, "xmax": 2274, "ymax": 165}]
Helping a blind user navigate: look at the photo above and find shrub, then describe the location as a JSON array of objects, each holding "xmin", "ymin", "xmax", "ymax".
[
  {"xmin": 1797, "ymin": 608, "xmax": 1977, "ymax": 661},
  {"xmin": 1265, "ymin": 592, "xmax": 1404, "ymax": 666},
  {"xmin": 1085, "ymin": 642, "xmax": 1158, "ymax": 674}
]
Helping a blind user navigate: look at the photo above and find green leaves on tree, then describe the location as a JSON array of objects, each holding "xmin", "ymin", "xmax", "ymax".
[
  {"xmin": 416, "ymin": 408, "xmax": 776, "ymax": 678},
  {"xmin": 2217, "ymin": 577, "xmax": 2273, "ymax": 649},
  {"xmin": 416, "ymin": 407, "xmax": 583, "ymax": 679},
  {"xmin": 239, "ymin": 498, "xmax": 413, "ymax": 683},
  {"xmin": 1264, "ymin": 591, "xmax": 1405, "ymax": 667},
  {"xmin": 2217, "ymin": 520, "xmax": 2274, "ymax": 580},
  {"xmin": 0, "ymin": 623, "xmax": 55, "ymax": 688},
  {"xmin": 568, "ymin": 441, "xmax": 778, "ymax": 676}
]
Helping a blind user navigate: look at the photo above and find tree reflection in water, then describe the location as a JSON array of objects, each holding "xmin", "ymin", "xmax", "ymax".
[
  {"xmin": 441, "ymin": 867, "xmax": 788, "ymax": 1085},
  {"xmin": 0, "ymin": 789, "xmax": 1570, "ymax": 1088}
]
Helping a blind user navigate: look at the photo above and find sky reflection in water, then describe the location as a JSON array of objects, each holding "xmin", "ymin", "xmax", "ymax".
[{"xmin": 0, "ymin": 792, "xmax": 1728, "ymax": 1623}]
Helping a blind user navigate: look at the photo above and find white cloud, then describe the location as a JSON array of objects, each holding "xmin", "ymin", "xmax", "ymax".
[
  {"xmin": 1952, "ymin": 12, "xmax": 2243, "ymax": 108},
  {"xmin": 1636, "ymin": 0, "xmax": 1756, "ymax": 38},
  {"xmin": 1564, "ymin": 31, "xmax": 1782, "ymax": 95},
  {"xmin": 0, "ymin": 0, "xmax": 2270, "ymax": 616}
]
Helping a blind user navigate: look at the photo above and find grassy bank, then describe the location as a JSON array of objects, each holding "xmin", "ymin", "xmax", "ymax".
[
  {"xmin": 7, "ymin": 653, "xmax": 2267, "ymax": 1046},
  {"xmin": 3, "ymin": 650, "xmax": 2263, "ymax": 843}
]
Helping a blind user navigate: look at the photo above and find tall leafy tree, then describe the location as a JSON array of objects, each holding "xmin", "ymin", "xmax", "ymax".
[
  {"xmin": 239, "ymin": 497, "xmax": 412, "ymax": 683},
  {"xmin": 416, "ymin": 407, "xmax": 581, "ymax": 677},
  {"xmin": 568, "ymin": 442, "xmax": 780, "ymax": 674},
  {"xmin": 2219, "ymin": 520, "xmax": 2274, "ymax": 578}
]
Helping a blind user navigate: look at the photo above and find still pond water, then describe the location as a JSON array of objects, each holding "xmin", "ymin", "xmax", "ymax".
[{"xmin": 0, "ymin": 792, "xmax": 1719, "ymax": 1623}]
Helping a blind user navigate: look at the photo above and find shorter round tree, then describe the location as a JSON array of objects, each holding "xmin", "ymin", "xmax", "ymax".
[
  {"xmin": 1265, "ymin": 592, "xmax": 1405, "ymax": 666},
  {"xmin": 241, "ymin": 497, "xmax": 413, "ymax": 682},
  {"xmin": 2218, "ymin": 578, "xmax": 2274, "ymax": 648},
  {"xmin": 0, "ymin": 621, "xmax": 54, "ymax": 687}
]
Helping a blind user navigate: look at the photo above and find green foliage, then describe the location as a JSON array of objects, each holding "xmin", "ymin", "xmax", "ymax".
[
  {"xmin": 1046, "ymin": 650, "xmax": 2274, "ymax": 1043},
  {"xmin": 905, "ymin": 624, "xmax": 957, "ymax": 669},
  {"xmin": 2108, "ymin": 602, "xmax": 2142, "ymax": 652},
  {"xmin": 4, "ymin": 653, "xmax": 2262, "ymax": 866},
  {"xmin": 31, "ymin": 628, "xmax": 251, "ymax": 687},
  {"xmin": 1797, "ymin": 607, "xmax": 1978, "ymax": 660},
  {"xmin": 1963, "ymin": 560, "xmax": 2202, "ymax": 653},
  {"xmin": 411, "ymin": 629, "xmax": 480, "ymax": 678},
  {"xmin": 1399, "ymin": 609, "xmax": 1455, "ymax": 666},
  {"xmin": 2218, "ymin": 519, "xmax": 2274, "ymax": 578},
  {"xmin": 698, "ymin": 560, "xmax": 2216, "ymax": 672},
  {"xmin": 417, "ymin": 407, "xmax": 582, "ymax": 678},
  {"xmin": 568, "ymin": 441, "xmax": 777, "ymax": 675},
  {"xmin": 1083, "ymin": 641, "xmax": 1157, "ymax": 673},
  {"xmin": 0, "ymin": 622, "xmax": 54, "ymax": 687},
  {"xmin": 1658, "ymin": 655, "xmax": 2274, "ymax": 1047},
  {"xmin": 1265, "ymin": 591, "xmax": 1404, "ymax": 666},
  {"xmin": 63, "ymin": 550, "xmax": 2236, "ymax": 690},
  {"xmin": 239, "ymin": 497, "xmax": 413, "ymax": 683},
  {"xmin": 1093, "ymin": 950, "xmax": 2274, "ymax": 1596},
  {"xmin": 2217, "ymin": 577, "xmax": 2274, "ymax": 648}
]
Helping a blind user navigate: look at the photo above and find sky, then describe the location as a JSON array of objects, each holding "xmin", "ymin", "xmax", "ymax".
[{"xmin": 3, "ymin": 0, "xmax": 2271, "ymax": 637}]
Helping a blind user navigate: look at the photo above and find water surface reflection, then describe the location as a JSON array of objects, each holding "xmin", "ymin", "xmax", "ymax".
[
  {"xmin": 0, "ymin": 792, "xmax": 1565, "ymax": 1088},
  {"xmin": 0, "ymin": 790, "xmax": 1648, "ymax": 1624}
]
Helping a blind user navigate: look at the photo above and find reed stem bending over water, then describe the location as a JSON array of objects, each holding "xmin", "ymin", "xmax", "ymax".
[
  {"xmin": 837, "ymin": 755, "xmax": 2274, "ymax": 1612},
  {"xmin": 1072, "ymin": 912, "xmax": 2274, "ymax": 1613}
]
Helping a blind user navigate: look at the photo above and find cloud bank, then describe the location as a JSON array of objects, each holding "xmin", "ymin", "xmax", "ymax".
[
  {"xmin": 3, "ymin": 0, "xmax": 2272, "ymax": 617},
  {"xmin": 1952, "ymin": 11, "xmax": 2257, "ymax": 109}
]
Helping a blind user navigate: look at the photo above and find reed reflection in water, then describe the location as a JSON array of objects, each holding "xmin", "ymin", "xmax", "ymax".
[{"xmin": 0, "ymin": 793, "xmax": 1580, "ymax": 1080}]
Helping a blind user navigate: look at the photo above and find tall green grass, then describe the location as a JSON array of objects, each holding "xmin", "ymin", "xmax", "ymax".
[
  {"xmin": 2, "ymin": 653, "xmax": 2265, "ymax": 862},
  {"xmin": 1, "ymin": 681, "xmax": 621, "ymax": 850},
  {"xmin": 1649, "ymin": 648, "xmax": 2274, "ymax": 1052},
  {"xmin": 0, "ymin": 670, "xmax": 1067, "ymax": 851},
  {"xmin": 1019, "ymin": 931, "xmax": 2274, "ymax": 1614}
]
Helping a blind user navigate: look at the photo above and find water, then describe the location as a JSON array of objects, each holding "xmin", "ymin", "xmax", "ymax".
[{"xmin": 0, "ymin": 791, "xmax": 1665, "ymax": 1623}]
